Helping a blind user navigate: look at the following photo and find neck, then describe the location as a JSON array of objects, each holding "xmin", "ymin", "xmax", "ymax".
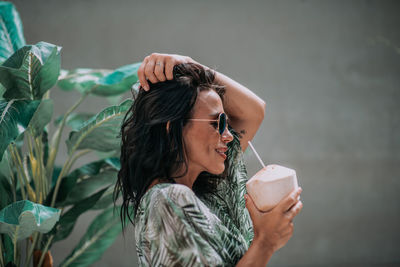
[{"xmin": 173, "ymin": 164, "xmax": 202, "ymax": 189}]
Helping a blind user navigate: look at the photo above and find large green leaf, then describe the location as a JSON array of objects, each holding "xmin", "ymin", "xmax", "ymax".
[
  {"xmin": 66, "ymin": 99, "xmax": 132, "ymax": 154},
  {"xmin": 51, "ymin": 187, "xmax": 107, "ymax": 243},
  {"xmin": 91, "ymin": 186, "xmax": 114, "ymax": 210},
  {"xmin": 45, "ymin": 159, "xmax": 117, "ymax": 207},
  {"xmin": 0, "ymin": 152, "xmax": 12, "ymax": 209},
  {"xmin": 0, "ymin": 82, "xmax": 5, "ymax": 99},
  {"xmin": 57, "ymin": 68, "xmax": 112, "ymax": 94},
  {"xmin": 0, "ymin": 177, "xmax": 12, "ymax": 210},
  {"xmin": 0, "ymin": 2, "xmax": 26, "ymax": 64},
  {"xmin": 28, "ymin": 99, "xmax": 53, "ymax": 137},
  {"xmin": 54, "ymin": 112, "xmax": 95, "ymax": 131},
  {"xmin": 59, "ymin": 206, "xmax": 123, "ymax": 267},
  {"xmin": 2, "ymin": 233, "xmax": 13, "ymax": 264},
  {"xmin": 0, "ymin": 42, "xmax": 61, "ymax": 100},
  {"xmin": 0, "ymin": 200, "xmax": 61, "ymax": 241},
  {"xmin": 62, "ymin": 169, "xmax": 117, "ymax": 206},
  {"xmin": 57, "ymin": 62, "xmax": 140, "ymax": 96},
  {"xmin": 0, "ymin": 99, "xmax": 40, "ymax": 161}
]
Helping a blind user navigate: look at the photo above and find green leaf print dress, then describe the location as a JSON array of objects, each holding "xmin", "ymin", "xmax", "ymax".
[{"xmin": 134, "ymin": 130, "xmax": 254, "ymax": 266}]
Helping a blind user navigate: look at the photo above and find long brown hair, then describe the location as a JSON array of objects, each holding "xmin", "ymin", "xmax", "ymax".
[{"xmin": 113, "ymin": 63, "xmax": 232, "ymax": 232}]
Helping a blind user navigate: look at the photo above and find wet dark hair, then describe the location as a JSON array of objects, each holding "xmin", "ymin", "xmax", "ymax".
[{"xmin": 113, "ymin": 63, "xmax": 232, "ymax": 232}]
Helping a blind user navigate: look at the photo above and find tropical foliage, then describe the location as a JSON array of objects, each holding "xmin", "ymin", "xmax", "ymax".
[{"xmin": 0, "ymin": 2, "xmax": 137, "ymax": 266}]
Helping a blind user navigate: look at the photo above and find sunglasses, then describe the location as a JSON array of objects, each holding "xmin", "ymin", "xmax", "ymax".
[{"xmin": 188, "ymin": 112, "xmax": 228, "ymax": 135}]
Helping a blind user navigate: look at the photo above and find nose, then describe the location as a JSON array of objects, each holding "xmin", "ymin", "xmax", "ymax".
[{"xmin": 221, "ymin": 126, "xmax": 234, "ymax": 143}]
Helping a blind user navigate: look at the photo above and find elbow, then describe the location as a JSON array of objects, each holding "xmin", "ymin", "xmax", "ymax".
[{"xmin": 257, "ymin": 99, "xmax": 266, "ymax": 122}]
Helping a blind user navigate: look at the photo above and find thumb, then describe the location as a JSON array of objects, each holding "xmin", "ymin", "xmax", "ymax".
[{"xmin": 244, "ymin": 194, "xmax": 259, "ymax": 219}]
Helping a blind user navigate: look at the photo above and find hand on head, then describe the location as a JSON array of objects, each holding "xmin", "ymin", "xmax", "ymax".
[
  {"xmin": 244, "ymin": 187, "xmax": 303, "ymax": 253},
  {"xmin": 138, "ymin": 53, "xmax": 197, "ymax": 91}
]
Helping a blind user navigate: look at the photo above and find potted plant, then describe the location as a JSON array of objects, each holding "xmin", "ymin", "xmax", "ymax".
[{"xmin": 0, "ymin": 2, "xmax": 138, "ymax": 266}]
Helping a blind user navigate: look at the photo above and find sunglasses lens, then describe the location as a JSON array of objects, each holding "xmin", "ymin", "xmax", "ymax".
[{"xmin": 219, "ymin": 113, "xmax": 226, "ymax": 135}]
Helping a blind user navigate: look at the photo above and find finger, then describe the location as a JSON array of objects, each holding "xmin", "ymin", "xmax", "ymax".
[
  {"xmin": 245, "ymin": 194, "xmax": 262, "ymax": 220},
  {"xmin": 154, "ymin": 59, "xmax": 167, "ymax": 82},
  {"xmin": 144, "ymin": 60, "xmax": 159, "ymax": 84},
  {"xmin": 138, "ymin": 57, "xmax": 150, "ymax": 90},
  {"xmin": 285, "ymin": 200, "xmax": 303, "ymax": 221},
  {"xmin": 165, "ymin": 59, "xmax": 176, "ymax": 80},
  {"xmin": 278, "ymin": 187, "xmax": 302, "ymax": 212}
]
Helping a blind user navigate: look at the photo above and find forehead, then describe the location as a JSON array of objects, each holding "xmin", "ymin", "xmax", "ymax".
[{"xmin": 192, "ymin": 90, "xmax": 224, "ymax": 118}]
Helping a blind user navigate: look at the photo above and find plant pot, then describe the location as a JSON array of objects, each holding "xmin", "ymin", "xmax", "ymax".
[{"xmin": 33, "ymin": 250, "xmax": 53, "ymax": 267}]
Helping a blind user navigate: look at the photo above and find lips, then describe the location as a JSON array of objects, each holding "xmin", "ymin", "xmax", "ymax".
[{"xmin": 215, "ymin": 147, "xmax": 228, "ymax": 160}]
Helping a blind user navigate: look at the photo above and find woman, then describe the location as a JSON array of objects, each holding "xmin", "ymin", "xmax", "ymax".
[{"xmin": 114, "ymin": 53, "xmax": 303, "ymax": 266}]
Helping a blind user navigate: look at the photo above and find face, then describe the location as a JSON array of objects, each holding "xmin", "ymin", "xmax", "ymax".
[{"xmin": 182, "ymin": 90, "xmax": 234, "ymax": 175}]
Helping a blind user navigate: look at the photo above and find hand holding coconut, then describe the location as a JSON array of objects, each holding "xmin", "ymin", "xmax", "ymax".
[{"xmin": 244, "ymin": 141, "xmax": 303, "ymax": 253}]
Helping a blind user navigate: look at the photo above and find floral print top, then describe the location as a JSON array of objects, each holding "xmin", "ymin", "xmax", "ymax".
[{"xmin": 134, "ymin": 131, "xmax": 254, "ymax": 266}]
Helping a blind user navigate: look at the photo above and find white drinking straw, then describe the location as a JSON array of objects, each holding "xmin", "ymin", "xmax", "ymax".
[{"xmin": 248, "ymin": 141, "xmax": 266, "ymax": 168}]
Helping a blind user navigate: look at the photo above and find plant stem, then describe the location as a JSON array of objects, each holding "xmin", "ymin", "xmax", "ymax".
[
  {"xmin": 12, "ymin": 144, "xmax": 31, "ymax": 195},
  {"xmin": 35, "ymin": 233, "xmax": 42, "ymax": 251},
  {"xmin": 25, "ymin": 238, "xmax": 28, "ymax": 266},
  {"xmin": 22, "ymin": 155, "xmax": 36, "ymax": 202},
  {"xmin": 24, "ymin": 232, "xmax": 38, "ymax": 267},
  {"xmin": 50, "ymin": 149, "xmax": 91, "ymax": 207},
  {"xmin": 0, "ymin": 235, "xmax": 4, "ymax": 267},
  {"xmin": 13, "ymin": 226, "xmax": 18, "ymax": 263},
  {"xmin": 27, "ymin": 131, "xmax": 40, "ymax": 203},
  {"xmin": 33, "ymin": 134, "xmax": 46, "ymax": 203},
  {"xmin": 65, "ymin": 149, "xmax": 91, "ymax": 177},
  {"xmin": 37, "ymin": 136, "xmax": 47, "ymax": 198},
  {"xmin": 9, "ymin": 145, "xmax": 26, "ymax": 200},
  {"xmin": 46, "ymin": 92, "xmax": 89, "ymax": 181},
  {"xmin": 36, "ymin": 235, "xmax": 53, "ymax": 267},
  {"xmin": 5, "ymin": 152, "xmax": 17, "ymax": 202}
]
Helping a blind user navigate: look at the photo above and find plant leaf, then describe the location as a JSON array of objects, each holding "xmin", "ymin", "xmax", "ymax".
[
  {"xmin": 0, "ymin": 42, "xmax": 61, "ymax": 100},
  {"xmin": 0, "ymin": 151, "xmax": 13, "ymax": 209},
  {"xmin": 0, "ymin": 83, "xmax": 5, "ymax": 100},
  {"xmin": 57, "ymin": 68, "xmax": 112, "ymax": 94},
  {"xmin": 2, "ymin": 233, "xmax": 13, "ymax": 264},
  {"xmin": 0, "ymin": 175, "xmax": 12, "ymax": 210},
  {"xmin": 91, "ymin": 186, "xmax": 114, "ymax": 210},
  {"xmin": 45, "ymin": 159, "xmax": 117, "ymax": 207},
  {"xmin": 66, "ymin": 99, "xmax": 132, "ymax": 154},
  {"xmin": 94, "ymin": 62, "xmax": 140, "ymax": 96},
  {"xmin": 62, "ymin": 169, "xmax": 117, "ymax": 206},
  {"xmin": 0, "ymin": 2, "xmax": 26, "ymax": 64},
  {"xmin": 59, "ymin": 206, "xmax": 123, "ymax": 267},
  {"xmin": 0, "ymin": 200, "xmax": 61, "ymax": 241},
  {"xmin": 54, "ymin": 112, "xmax": 94, "ymax": 131},
  {"xmin": 104, "ymin": 157, "xmax": 120, "ymax": 170},
  {"xmin": 51, "ymin": 187, "xmax": 107, "ymax": 243},
  {"xmin": 28, "ymin": 99, "xmax": 53, "ymax": 137},
  {"xmin": 0, "ymin": 99, "xmax": 40, "ymax": 161},
  {"xmin": 57, "ymin": 62, "xmax": 140, "ymax": 96}
]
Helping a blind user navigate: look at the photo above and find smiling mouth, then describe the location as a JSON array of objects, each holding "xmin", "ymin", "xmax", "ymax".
[{"xmin": 215, "ymin": 149, "xmax": 227, "ymax": 160}]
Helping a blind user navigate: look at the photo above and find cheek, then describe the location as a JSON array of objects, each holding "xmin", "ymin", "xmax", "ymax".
[{"xmin": 185, "ymin": 127, "xmax": 219, "ymax": 160}]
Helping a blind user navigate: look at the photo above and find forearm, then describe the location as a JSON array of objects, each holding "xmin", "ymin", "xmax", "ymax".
[
  {"xmin": 236, "ymin": 239, "xmax": 274, "ymax": 267},
  {"xmin": 213, "ymin": 70, "xmax": 265, "ymax": 122}
]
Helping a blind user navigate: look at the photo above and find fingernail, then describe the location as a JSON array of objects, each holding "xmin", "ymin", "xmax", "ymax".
[
  {"xmin": 244, "ymin": 195, "xmax": 248, "ymax": 201},
  {"xmin": 145, "ymin": 85, "xmax": 149, "ymax": 91}
]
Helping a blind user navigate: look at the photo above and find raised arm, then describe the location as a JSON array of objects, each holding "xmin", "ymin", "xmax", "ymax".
[
  {"xmin": 137, "ymin": 52, "xmax": 266, "ymax": 152},
  {"xmin": 211, "ymin": 70, "xmax": 266, "ymax": 152}
]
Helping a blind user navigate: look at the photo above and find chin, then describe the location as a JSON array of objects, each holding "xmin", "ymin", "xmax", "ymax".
[{"xmin": 208, "ymin": 165, "xmax": 225, "ymax": 175}]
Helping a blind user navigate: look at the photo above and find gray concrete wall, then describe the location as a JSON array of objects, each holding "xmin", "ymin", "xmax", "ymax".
[{"xmin": 10, "ymin": 0, "xmax": 400, "ymax": 266}]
